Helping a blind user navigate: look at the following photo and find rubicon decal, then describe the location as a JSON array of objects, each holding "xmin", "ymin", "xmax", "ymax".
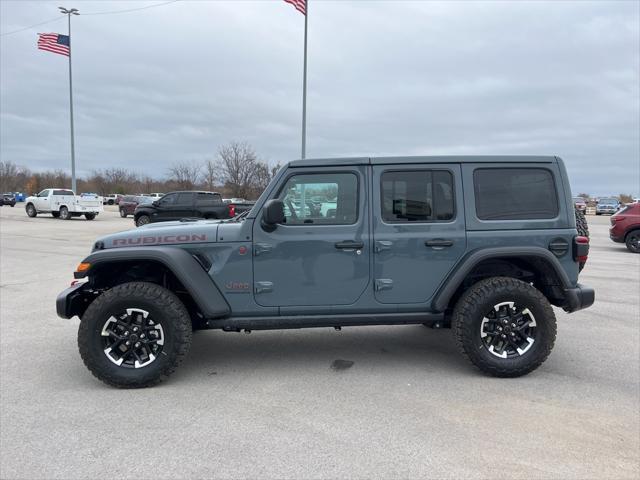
[{"xmin": 111, "ymin": 234, "xmax": 207, "ymax": 247}]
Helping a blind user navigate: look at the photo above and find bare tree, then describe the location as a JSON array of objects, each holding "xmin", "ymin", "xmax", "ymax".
[
  {"xmin": 217, "ymin": 142, "xmax": 258, "ymax": 198},
  {"xmin": 0, "ymin": 161, "xmax": 32, "ymax": 192},
  {"xmin": 203, "ymin": 159, "xmax": 217, "ymax": 191},
  {"xmin": 167, "ymin": 160, "xmax": 202, "ymax": 190}
]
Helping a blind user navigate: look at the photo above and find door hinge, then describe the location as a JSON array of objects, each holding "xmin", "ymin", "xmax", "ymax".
[
  {"xmin": 375, "ymin": 279, "xmax": 393, "ymax": 291},
  {"xmin": 254, "ymin": 281, "xmax": 273, "ymax": 294}
]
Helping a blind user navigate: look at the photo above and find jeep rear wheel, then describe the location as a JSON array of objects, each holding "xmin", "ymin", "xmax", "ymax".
[
  {"xmin": 26, "ymin": 203, "xmax": 37, "ymax": 217},
  {"xmin": 78, "ymin": 282, "xmax": 192, "ymax": 388},
  {"xmin": 453, "ymin": 277, "xmax": 556, "ymax": 377}
]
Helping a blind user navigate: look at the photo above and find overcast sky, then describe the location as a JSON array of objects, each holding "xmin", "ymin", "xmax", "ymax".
[{"xmin": 1, "ymin": 0, "xmax": 639, "ymax": 195}]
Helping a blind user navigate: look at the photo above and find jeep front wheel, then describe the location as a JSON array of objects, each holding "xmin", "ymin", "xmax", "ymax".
[
  {"xmin": 78, "ymin": 282, "xmax": 192, "ymax": 388},
  {"xmin": 453, "ymin": 277, "xmax": 556, "ymax": 377}
]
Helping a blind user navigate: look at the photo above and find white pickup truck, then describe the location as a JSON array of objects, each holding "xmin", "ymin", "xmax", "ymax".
[{"xmin": 25, "ymin": 189, "xmax": 104, "ymax": 220}]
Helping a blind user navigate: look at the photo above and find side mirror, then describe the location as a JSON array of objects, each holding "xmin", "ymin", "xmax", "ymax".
[
  {"xmin": 152, "ymin": 200, "xmax": 159, "ymax": 207},
  {"xmin": 262, "ymin": 199, "xmax": 285, "ymax": 231}
]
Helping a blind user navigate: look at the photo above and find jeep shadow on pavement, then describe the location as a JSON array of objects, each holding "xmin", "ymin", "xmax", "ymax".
[{"xmin": 57, "ymin": 155, "xmax": 594, "ymax": 388}]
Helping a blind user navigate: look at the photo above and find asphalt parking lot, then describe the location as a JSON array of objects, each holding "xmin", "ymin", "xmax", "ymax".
[{"xmin": 1, "ymin": 205, "xmax": 638, "ymax": 479}]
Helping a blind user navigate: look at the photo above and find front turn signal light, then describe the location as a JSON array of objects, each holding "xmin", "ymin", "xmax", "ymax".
[{"xmin": 75, "ymin": 262, "xmax": 91, "ymax": 273}]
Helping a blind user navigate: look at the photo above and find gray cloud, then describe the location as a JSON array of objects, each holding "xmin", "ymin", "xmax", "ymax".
[{"xmin": 1, "ymin": 0, "xmax": 638, "ymax": 196}]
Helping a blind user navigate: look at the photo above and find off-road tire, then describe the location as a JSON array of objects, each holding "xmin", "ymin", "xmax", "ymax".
[
  {"xmin": 26, "ymin": 203, "xmax": 37, "ymax": 217},
  {"xmin": 59, "ymin": 206, "xmax": 71, "ymax": 220},
  {"xmin": 453, "ymin": 277, "xmax": 556, "ymax": 378},
  {"xmin": 78, "ymin": 282, "xmax": 192, "ymax": 388},
  {"xmin": 119, "ymin": 208, "xmax": 127, "ymax": 218},
  {"xmin": 575, "ymin": 207, "xmax": 589, "ymax": 271},
  {"xmin": 85, "ymin": 213, "xmax": 96, "ymax": 221},
  {"xmin": 136, "ymin": 214, "xmax": 150, "ymax": 227},
  {"xmin": 575, "ymin": 207, "xmax": 589, "ymax": 238},
  {"xmin": 626, "ymin": 230, "xmax": 640, "ymax": 254}
]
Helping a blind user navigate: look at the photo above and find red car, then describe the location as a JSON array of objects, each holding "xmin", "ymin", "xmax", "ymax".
[
  {"xmin": 118, "ymin": 195, "xmax": 152, "ymax": 218},
  {"xmin": 610, "ymin": 203, "xmax": 640, "ymax": 253}
]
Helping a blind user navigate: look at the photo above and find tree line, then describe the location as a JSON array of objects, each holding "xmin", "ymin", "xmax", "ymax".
[{"xmin": 0, "ymin": 141, "xmax": 279, "ymax": 200}]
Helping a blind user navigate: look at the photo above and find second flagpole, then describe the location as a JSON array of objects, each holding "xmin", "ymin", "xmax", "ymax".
[{"xmin": 301, "ymin": 0, "xmax": 308, "ymax": 159}]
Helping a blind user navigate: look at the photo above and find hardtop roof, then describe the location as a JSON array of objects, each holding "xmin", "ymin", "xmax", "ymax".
[{"xmin": 289, "ymin": 155, "xmax": 559, "ymax": 168}]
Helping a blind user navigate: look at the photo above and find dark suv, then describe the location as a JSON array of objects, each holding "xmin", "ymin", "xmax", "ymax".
[
  {"xmin": 1, "ymin": 193, "xmax": 16, "ymax": 207},
  {"xmin": 58, "ymin": 155, "xmax": 594, "ymax": 388},
  {"xmin": 133, "ymin": 191, "xmax": 249, "ymax": 227}
]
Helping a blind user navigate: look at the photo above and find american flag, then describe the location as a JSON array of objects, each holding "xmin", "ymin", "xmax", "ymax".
[
  {"xmin": 37, "ymin": 33, "xmax": 70, "ymax": 57},
  {"xmin": 284, "ymin": 0, "xmax": 306, "ymax": 15}
]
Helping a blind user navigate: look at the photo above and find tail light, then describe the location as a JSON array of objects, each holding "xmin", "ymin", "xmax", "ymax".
[
  {"xmin": 574, "ymin": 236, "xmax": 589, "ymax": 265},
  {"xmin": 228, "ymin": 204, "xmax": 236, "ymax": 217}
]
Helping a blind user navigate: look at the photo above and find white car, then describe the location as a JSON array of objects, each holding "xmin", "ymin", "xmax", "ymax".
[{"xmin": 25, "ymin": 188, "xmax": 104, "ymax": 220}]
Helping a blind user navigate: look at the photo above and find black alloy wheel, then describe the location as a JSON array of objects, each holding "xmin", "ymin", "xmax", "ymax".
[
  {"xmin": 479, "ymin": 302, "xmax": 538, "ymax": 359},
  {"xmin": 101, "ymin": 308, "xmax": 165, "ymax": 369}
]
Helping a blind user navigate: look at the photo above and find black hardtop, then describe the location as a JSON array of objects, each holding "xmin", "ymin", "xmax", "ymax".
[{"xmin": 289, "ymin": 155, "xmax": 559, "ymax": 168}]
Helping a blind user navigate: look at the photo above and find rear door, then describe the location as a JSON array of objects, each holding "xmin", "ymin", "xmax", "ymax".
[{"xmin": 372, "ymin": 164, "xmax": 466, "ymax": 304}]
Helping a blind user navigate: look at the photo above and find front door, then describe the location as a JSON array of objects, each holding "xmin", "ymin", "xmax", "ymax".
[
  {"xmin": 35, "ymin": 189, "xmax": 50, "ymax": 210},
  {"xmin": 252, "ymin": 167, "xmax": 370, "ymax": 307},
  {"xmin": 372, "ymin": 164, "xmax": 466, "ymax": 304}
]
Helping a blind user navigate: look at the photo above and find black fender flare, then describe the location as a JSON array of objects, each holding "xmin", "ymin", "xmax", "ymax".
[
  {"xmin": 431, "ymin": 246, "xmax": 573, "ymax": 312},
  {"xmin": 74, "ymin": 246, "xmax": 230, "ymax": 318}
]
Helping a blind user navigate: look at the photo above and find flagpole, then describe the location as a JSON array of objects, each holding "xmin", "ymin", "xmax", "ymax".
[
  {"xmin": 301, "ymin": 0, "xmax": 308, "ymax": 159},
  {"xmin": 59, "ymin": 7, "xmax": 79, "ymax": 192}
]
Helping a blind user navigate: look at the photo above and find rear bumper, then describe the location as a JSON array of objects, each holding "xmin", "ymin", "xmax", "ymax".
[{"xmin": 563, "ymin": 283, "xmax": 595, "ymax": 313}]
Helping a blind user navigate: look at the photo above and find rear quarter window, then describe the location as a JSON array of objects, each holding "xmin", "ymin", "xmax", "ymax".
[{"xmin": 473, "ymin": 168, "xmax": 559, "ymax": 220}]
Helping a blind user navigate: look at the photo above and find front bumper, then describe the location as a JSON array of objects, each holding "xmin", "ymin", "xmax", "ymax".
[
  {"xmin": 56, "ymin": 283, "xmax": 89, "ymax": 319},
  {"xmin": 563, "ymin": 283, "xmax": 595, "ymax": 313}
]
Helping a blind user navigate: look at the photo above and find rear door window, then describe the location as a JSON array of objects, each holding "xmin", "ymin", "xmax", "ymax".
[
  {"xmin": 381, "ymin": 170, "xmax": 454, "ymax": 222},
  {"xmin": 473, "ymin": 168, "xmax": 559, "ymax": 220},
  {"xmin": 196, "ymin": 192, "xmax": 221, "ymax": 206},
  {"xmin": 175, "ymin": 192, "xmax": 195, "ymax": 206}
]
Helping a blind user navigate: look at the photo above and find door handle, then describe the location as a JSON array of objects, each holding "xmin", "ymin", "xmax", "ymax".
[
  {"xmin": 335, "ymin": 241, "xmax": 364, "ymax": 250},
  {"xmin": 425, "ymin": 239, "xmax": 454, "ymax": 247}
]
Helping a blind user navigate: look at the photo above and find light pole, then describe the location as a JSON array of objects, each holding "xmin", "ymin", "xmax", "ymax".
[{"xmin": 59, "ymin": 6, "xmax": 79, "ymax": 192}]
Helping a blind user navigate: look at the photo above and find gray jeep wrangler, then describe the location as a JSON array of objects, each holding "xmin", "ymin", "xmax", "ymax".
[{"xmin": 57, "ymin": 156, "xmax": 594, "ymax": 387}]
